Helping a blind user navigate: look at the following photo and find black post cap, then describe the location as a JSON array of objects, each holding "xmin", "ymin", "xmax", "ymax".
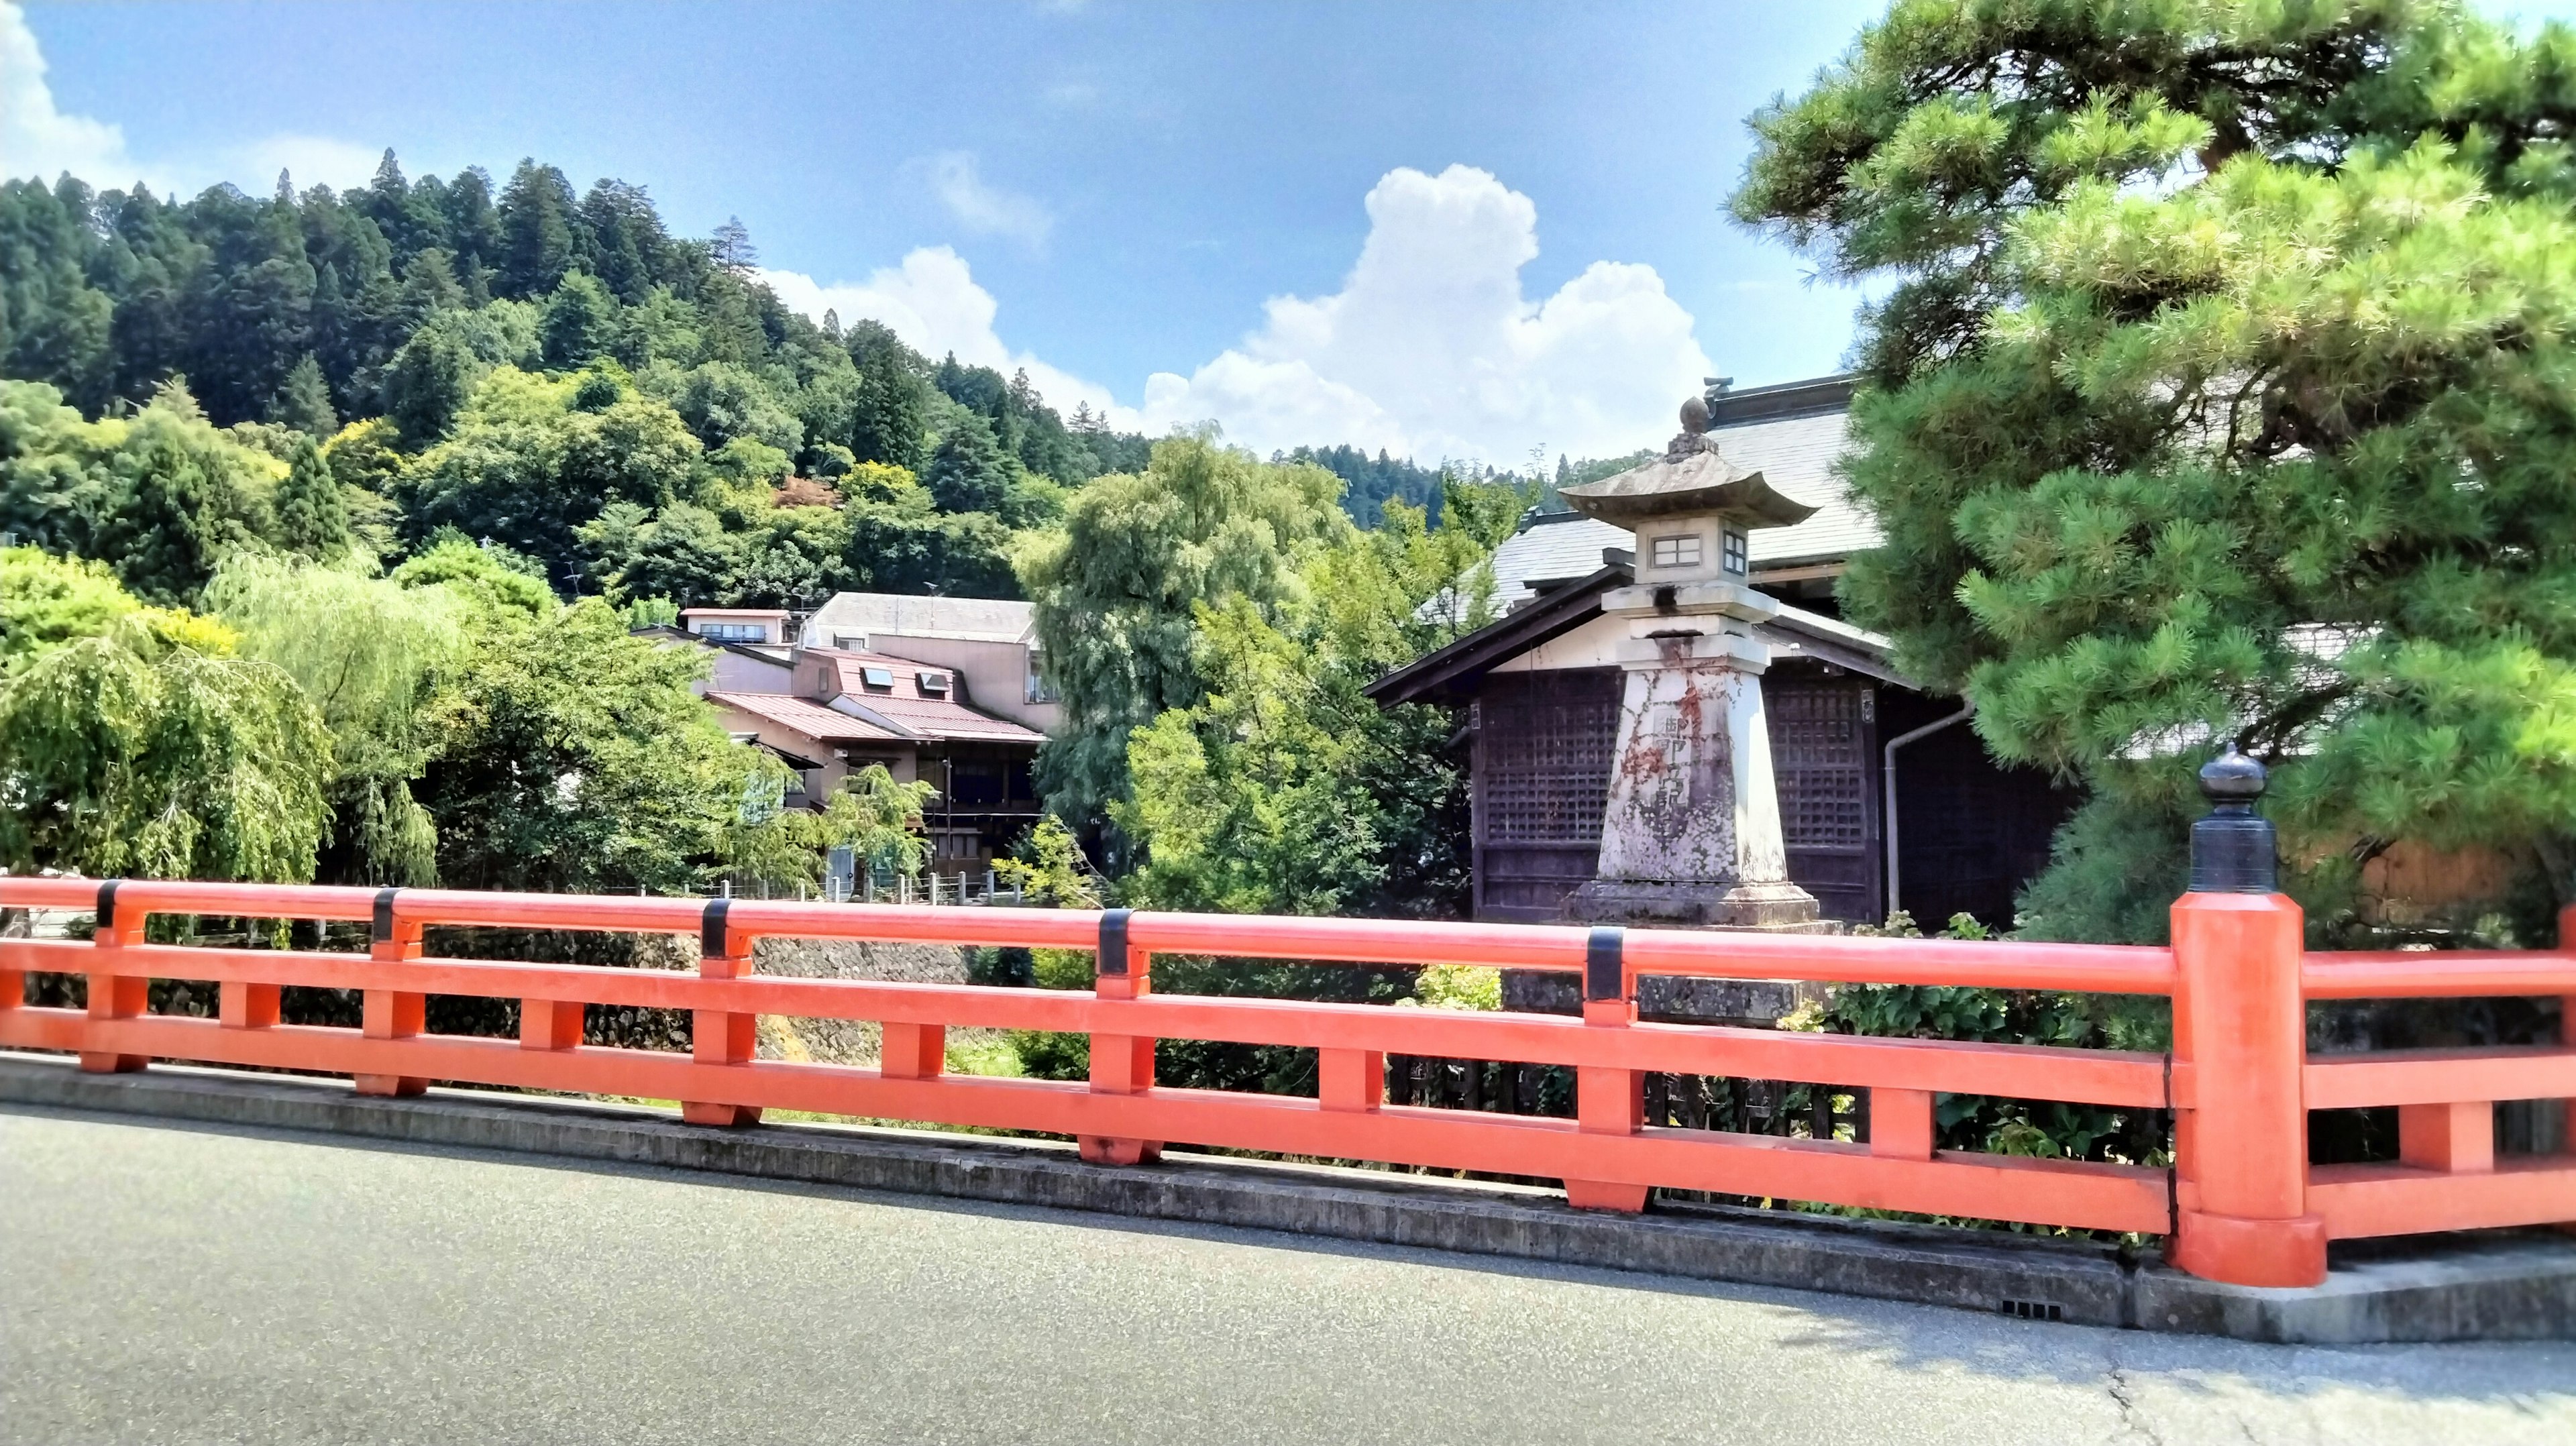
[
  {"xmin": 1584, "ymin": 926, "xmax": 1627, "ymax": 1003},
  {"xmin": 2188, "ymin": 741, "xmax": 2277, "ymax": 893},
  {"xmin": 700, "ymin": 897, "xmax": 731, "ymax": 958},
  {"xmin": 1097, "ymin": 907, "xmax": 1132, "ymax": 977}
]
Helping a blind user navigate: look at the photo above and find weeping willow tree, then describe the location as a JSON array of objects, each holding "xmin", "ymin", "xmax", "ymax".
[
  {"xmin": 0, "ymin": 550, "xmax": 331, "ymax": 881},
  {"xmin": 1734, "ymin": 0, "xmax": 2576, "ymax": 943},
  {"xmin": 205, "ymin": 555, "xmax": 464, "ymax": 884},
  {"xmin": 1017, "ymin": 430, "xmax": 1353, "ymax": 836}
]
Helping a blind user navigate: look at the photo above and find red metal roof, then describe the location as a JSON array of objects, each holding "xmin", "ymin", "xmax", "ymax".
[
  {"xmin": 794, "ymin": 648, "xmax": 1045, "ymax": 744},
  {"xmin": 706, "ymin": 692, "xmax": 906, "ymax": 744}
]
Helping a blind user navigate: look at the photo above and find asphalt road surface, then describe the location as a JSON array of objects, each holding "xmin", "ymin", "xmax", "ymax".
[{"xmin": 4, "ymin": 1108, "xmax": 2571, "ymax": 1445}]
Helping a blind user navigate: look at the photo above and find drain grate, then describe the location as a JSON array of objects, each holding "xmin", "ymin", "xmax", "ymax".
[{"xmin": 2000, "ymin": 1298, "xmax": 2065, "ymax": 1322}]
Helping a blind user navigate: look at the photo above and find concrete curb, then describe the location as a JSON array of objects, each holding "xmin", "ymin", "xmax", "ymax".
[{"xmin": 4, "ymin": 1050, "xmax": 2570, "ymax": 1343}]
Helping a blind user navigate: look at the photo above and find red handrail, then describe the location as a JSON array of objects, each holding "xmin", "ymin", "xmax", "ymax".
[{"xmin": 5, "ymin": 875, "xmax": 2571, "ymax": 1282}]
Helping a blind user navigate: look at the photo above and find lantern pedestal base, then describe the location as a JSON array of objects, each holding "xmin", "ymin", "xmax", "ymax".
[{"xmin": 1569, "ymin": 878, "xmax": 1822, "ymax": 930}]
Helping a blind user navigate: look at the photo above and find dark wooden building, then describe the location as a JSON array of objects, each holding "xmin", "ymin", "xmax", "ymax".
[{"xmin": 1367, "ymin": 376, "xmax": 2072, "ymax": 929}]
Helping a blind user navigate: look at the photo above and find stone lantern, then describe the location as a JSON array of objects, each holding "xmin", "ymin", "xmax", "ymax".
[{"xmin": 1559, "ymin": 396, "xmax": 1823, "ymax": 929}]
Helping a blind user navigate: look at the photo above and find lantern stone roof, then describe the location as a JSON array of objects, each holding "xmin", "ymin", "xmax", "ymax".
[{"xmin": 1557, "ymin": 396, "xmax": 1821, "ymax": 531}]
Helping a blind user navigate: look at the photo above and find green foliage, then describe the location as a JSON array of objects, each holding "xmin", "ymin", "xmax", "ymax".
[
  {"xmin": 0, "ymin": 380, "xmax": 108, "ymax": 557},
  {"xmin": 272, "ymin": 435, "xmax": 352, "ymax": 559},
  {"xmin": 270, "ymin": 354, "xmax": 338, "ymax": 437},
  {"xmin": 1734, "ymin": 0, "xmax": 2576, "ymax": 940},
  {"xmin": 388, "ymin": 532, "xmax": 556, "ymax": 621},
  {"xmin": 206, "ymin": 556, "xmax": 464, "ymax": 884},
  {"xmin": 665, "ymin": 361, "xmax": 804, "ymax": 456},
  {"xmin": 924, "ymin": 412, "xmax": 1015, "ymax": 514},
  {"xmin": 0, "ymin": 600, "xmax": 332, "ymax": 882},
  {"xmin": 1280, "ymin": 443, "xmax": 1450, "ymax": 529},
  {"xmin": 993, "ymin": 816, "xmax": 1104, "ymax": 908},
  {"xmin": 1408, "ymin": 963, "xmax": 1502, "ymax": 1011},
  {"xmin": 91, "ymin": 385, "xmax": 274, "ymax": 607},
  {"xmin": 1114, "ymin": 478, "xmax": 1521, "ymax": 917},
  {"xmin": 1020, "ymin": 431, "xmax": 1355, "ymax": 828},
  {"xmin": 398, "ymin": 366, "xmax": 701, "ymax": 588},
  {"xmin": 0, "ymin": 546, "xmax": 138, "ymax": 675},
  {"xmin": 753, "ymin": 765, "xmax": 941, "ymax": 884},
  {"xmin": 413, "ymin": 598, "xmax": 782, "ymax": 894},
  {"xmin": 539, "ymin": 270, "xmax": 621, "ymax": 368},
  {"xmin": 622, "ymin": 596, "xmax": 680, "ymax": 629}
]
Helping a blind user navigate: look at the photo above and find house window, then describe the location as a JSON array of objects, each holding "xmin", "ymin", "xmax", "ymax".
[
  {"xmin": 698, "ymin": 621, "xmax": 767, "ymax": 643},
  {"xmin": 1649, "ymin": 533, "xmax": 1702, "ymax": 570},
  {"xmin": 861, "ymin": 667, "xmax": 895, "ymax": 691},
  {"xmin": 949, "ymin": 759, "xmax": 1004, "ymax": 806},
  {"xmin": 833, "ymin": 634, "xmax": 865, "ymax": 651},
  {"xmin": 1025, "ymin": 663, "xmax": 1059, "ymax": 704},
  {"xmin": 917, "ymin": 671, "xmax": 951, "ymax": 696},
  {"xmin": 1722, "ymin": 526, "xmax": 1748, "ymax": 575}
]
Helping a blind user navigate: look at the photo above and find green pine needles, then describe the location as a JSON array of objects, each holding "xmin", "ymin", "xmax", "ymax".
[{"xmin": 1737, "ymin": 0, "xmax": 2576, "ymax": 942}]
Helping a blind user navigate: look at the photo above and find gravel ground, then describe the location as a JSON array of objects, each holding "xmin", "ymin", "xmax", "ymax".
[{"xmin": 3, "ymin": 1107, "xmax": 2571, "ymax": 1446}]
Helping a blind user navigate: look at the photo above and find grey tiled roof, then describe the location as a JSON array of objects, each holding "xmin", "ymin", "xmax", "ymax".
[
  {"xmin": 802, "ymin": 593, "xmax": 1037, "ymax": 647},
  {"xmin": 1485, "ymin": 388, "xmax": 1877, "ymax": 612}
]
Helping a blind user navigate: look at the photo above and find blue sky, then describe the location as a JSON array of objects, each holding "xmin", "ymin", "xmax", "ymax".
[{"xmin": 6, "ymin": 1, "xmax": 2573, "ymax": 465}]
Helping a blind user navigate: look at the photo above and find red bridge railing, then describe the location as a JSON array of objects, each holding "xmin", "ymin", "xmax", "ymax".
[{"xmin": 1, "ymin": 866, "xmax": 2569, "ymax": 1288}]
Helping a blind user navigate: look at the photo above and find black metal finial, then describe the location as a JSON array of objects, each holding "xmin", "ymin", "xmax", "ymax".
[{"xmin": 2189, "ymin": 740, "xmax": 2276, "ymax": 893}]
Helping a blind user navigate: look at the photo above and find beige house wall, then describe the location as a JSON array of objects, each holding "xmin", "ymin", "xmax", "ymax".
[{"xmin": 857, "ymin": 634, "xmax": 1064, "ymax": 734}]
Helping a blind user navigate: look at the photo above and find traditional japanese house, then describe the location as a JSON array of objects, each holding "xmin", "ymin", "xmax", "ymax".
[{"xmin": 1366, "ymin": 375, "xmax": 2072, "ymax": 929}]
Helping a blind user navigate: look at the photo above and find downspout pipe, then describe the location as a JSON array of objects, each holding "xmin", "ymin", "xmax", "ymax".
[{"xmin": 1882, "ymin": 703, "xmax": 1974, "ymax": 926}]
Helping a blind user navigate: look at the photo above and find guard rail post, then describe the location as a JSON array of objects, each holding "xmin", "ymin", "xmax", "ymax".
[
  {"xmin": 80, "ymin": 881, "xmax": 148, "ymax": 1074},
  {"xmin": 1565, "ymin": 926, "xmax": 1646, "ymax": 1211},
  {"xmin": 684, "ymin": 899, "xmax": 761, "ymax": 1126},
  {"xmin": 1079, "ymin": 908, "xmax": 1161, "ymax": 1166},
  {"xmin": 2562, "ymin": 905, "xmax": 2576, "ymax": 1226},
  {"xmin": 2167, "ymin": 746, "xmax": 2326, "ymax": 1287},
  {"xmin": 356, "ymin": 889, "xmax": 429, "ymax": 1097}
]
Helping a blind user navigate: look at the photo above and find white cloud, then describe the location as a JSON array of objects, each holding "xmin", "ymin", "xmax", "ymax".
[
  {"xmin": 759, "ymin": 249, "xmax": 1141, "ymax": 431},
  {"xmin": 774, "ymin": 165, "xmax": 1711, "ymax": 467},
  {"xmin": 1140, "ymin": 164, "xmax": 1713, "ymax": 465},
  {"xmin": 914, "ymin": 151, "xmax": 1054, "ymax": 251},
  {"xmin": 0, "ymin": 1, "xmax": 390, "ymax": 196},
  {"xmin": 0, "ymin": 0, "xmax": 133, "ymax": 184}
]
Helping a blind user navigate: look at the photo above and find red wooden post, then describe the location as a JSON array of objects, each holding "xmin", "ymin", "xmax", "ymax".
[
  {"xmin": 1870, "ymin": 1087, "xmax": 1935, "ymax": 1162},
  {"xmin": 1079, "ymin": 908, "xmax": 1161, "ymax": 1166},
  {"xmin": 80, "ymin": 881, "xmax": 148, "ymax": 1073},
  {"xmin": 2560, "ymin": 906, "xmax": 2575, "ymax": 1238},
  {"xmin": 219, "ymin": 979, "xmax": 280, "ymax": 1030},
  {"xmin": 2167, "ymin": 747, "xmax": 2327, "ymax": 1288},
  {"xmin": 1566, "ymin": 926, "xmax": 1646, "ymax": 1212},
  {"xmin": 1318, "ymin": 1046, "xmax": 1385, "ymax": 1112},
  {"xmin": 356, "ymin": 889, "xmax": 428, "ymax": 1097},
  {"xmin": 880, "ymin": 1021, "xmax": 946, "ymax": 1080},
  {"xmin": 519, "ymin": 997, "xmax": 584, "ymax": 1052},
  {"xmin": 2399, "ymin": 1101, "xmax": 2495, "ymax": 1174},
  {"xmin": 682, "ymin": 899, "xmax": 761, "ymax": 1126},
  {"xmin": 2561, "ymin": 905, "xmax": 2576, "ymax": 1162}
]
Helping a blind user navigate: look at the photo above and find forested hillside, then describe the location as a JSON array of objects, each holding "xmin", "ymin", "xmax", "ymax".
[{"xmin": 0, "ymin": 152, "xmax": 1173, "ymax": 608}]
